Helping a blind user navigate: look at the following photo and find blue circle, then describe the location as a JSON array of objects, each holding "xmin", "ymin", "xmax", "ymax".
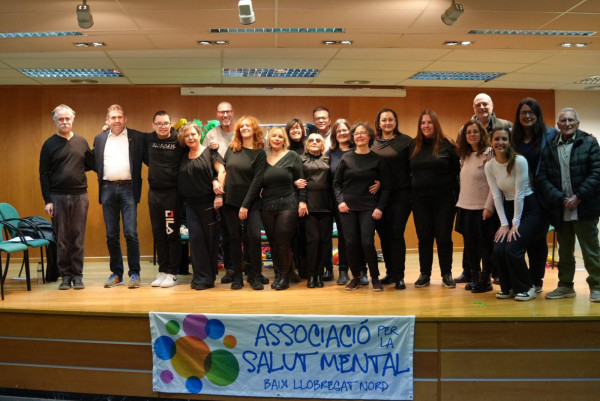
[
  {"xmin": 206, "ymin": 319, "xmax": 225, "ymax": 340},
  {"xmin": 186, "ymin": 376, "xmax": 203, "ymax": 394},
  {"xmin": 153, "ymin": 336, "xmax": 176, "ymax": 360}
]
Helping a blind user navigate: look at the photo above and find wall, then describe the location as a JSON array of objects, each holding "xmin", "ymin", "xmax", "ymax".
[{"xmin": 0, "ymin": 85, "xmax": 554, "ymax": 258}]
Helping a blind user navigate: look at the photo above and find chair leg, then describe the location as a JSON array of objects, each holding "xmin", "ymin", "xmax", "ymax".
[
  {"xmin": 1, "ymin": 254, "xmax": 4, "ymax": 300},
  {"xmin": 40, "ymin": 247, "xmax": 45, "ymax": 284},
  {"xmin": 24, "ymin": 250, "xmax": 31, "ymax": 291},
  {"xmin": 3, "ymin": 253, "xmax": 10, "ymax": 283}
]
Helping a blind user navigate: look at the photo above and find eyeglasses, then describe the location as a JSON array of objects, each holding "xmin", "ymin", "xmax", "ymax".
[
  {"xmin": 307, "ymin": 138, "xmax": 322, "ymax": 143},
  {"xmin": 474, "ymin": 102, "xmax": 490, "ymax": 108},
  {"xmin": 353, "ymin": 131, "xmax": 368, "ymax": 137},
  {"xmin": 314, "ymin": 116, "xmax": 329, "ymax": 121},
  {"xmin": 217, "ymin": 110, "xmax": 233, "ymax": 115},
  {"xmin": 153, "ymin": 122, "xmax": 171, "ymax": 127},
  {"xmin": 520, "ymin": 111, "xmax": 536, "ymax": 117}
]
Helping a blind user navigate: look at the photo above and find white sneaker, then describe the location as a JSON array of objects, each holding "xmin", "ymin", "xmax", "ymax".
[
  {"xmin": 515, "ymin": 286, "xmax": 537, "ymax": 301},
  {"xmin": 151, "ymin": 272, "xmax": 167, "ymax": 287},
  {"xmin": 160, "ymin": 274, "xmax": 178, "ymax": 288}
]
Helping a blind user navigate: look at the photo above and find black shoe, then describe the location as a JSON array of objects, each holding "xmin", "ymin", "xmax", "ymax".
[
  {"xmin": 316, "ymin": 275, "xmax": 324, "ymax": 288},
  {"xmin": 322, "ymin": 269, "xmax": 334, "ymax": 281},
  {"xmin": 395, "ymin": 279, "xmax": 406, "ymax": 290},
  {"xmin": 273, "ymin": 276, "xmax": 289, "ymax": 290},
  {"xmin": 345, "ymin": 277, "xmax": 361, "ymax": 291},
  {"xmin": 454, "ymin": 274, "xmax": 469, "ymax": 284},
  {"xmin": 381, "ymin": 274, "xmax": 396, "ymax": 285},
  {"xmin": 442, "ymin": 273, "xmax": 456, "ymax": 288},
  {"xmin": 471, "ymin": 280, "xmax": 493, "ymax": 293},
  {"xmin": 260, "ymin": 274, "xmax": 269, "ymax": 285},
  {"xmin": 271, "ymin": 270, "xmax": 280, "ymax": 289},
  {"xmin": 221, "ymin": 271, "xmax": 234, "ymax": 284},
  {"xmin": 465, "ymin": 280, "xmax": 477, "ymax": 290},
  {"xmin": 359, "ymin": 271, "xmax": 370, "ymax": 286},
  {"xmin": 251, "ymin": 275, "xmax": 264, "ymax": 290},
  {"xmin": 195, "ymin": 282, "xmax": 215, "ymax": 290},
  {"xmin": 414, "ymin": 274, "xmax": 430, "ymax": 288},
  {"xmin": 231, "ymin": 275, "xmax": 244, "ymax": 290},
  {"xmin": 289, "ymin": 269, "xmax": 303, "ymax": 283},
  {"xmin": 72, "ymin": 276, "xmax": 85, "ymax": 290},
  {"xmin": 492, "ymin": 276, "xmax": 500, "ymax": 285},
  {"xmin": 307, "ymin": 275, "xmax": 317, "ymax": 288},
  {"xmin": 337, "ymin": 271, "xmax": 349, "ymax": 285},
  {"xmin": 58, "ymin": 277, "xmax": 71, "ymax": 290}
]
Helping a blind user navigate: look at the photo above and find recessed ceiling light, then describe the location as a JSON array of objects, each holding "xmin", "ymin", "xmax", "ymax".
[
  {"xmin": 574, "ymin": 42, "xmax": 589, "ymax": 47},
  {"xmin": 344, "ymin": 80, "xmax": 370, "ymax": 85},
  {"xmin": 339, "ymin": 40, "xmax": 353, "ymax": 45},
  {"xmin": 70, "ymin": 79, "xmax": 98, "ymax": 84},
  {"xmin": 469, "ymin": 29, "xmax": 596, "ymax": 36},
  {"xmin": 74, "ymin": 41, "xmax": 105, "ymax": 48},
  {"xmin": 460, "ymin": 41, "xmax": 472, "ymax": 46},
  {"xmin": 214, "ymin": 40, "xmax": 229, "ymax": 45},
  {"xmin": 74, "ymin": 42, "xmax": 89, "ymax": 47},
  {"xmin": 91, "ymin": 42, "xmax": 105, "ymax": 47},
  {"xmin": 19, "ymin": 68, "xmax": 123, "ymax": 78},
  {"xmin": 210, "ymin": 28, "xmax": 344, "ymax": 33},
  {"xmin": 443, "ymin": 41, "xmax": 458, "ymax": 46},
  {"xmin": 197, "ymin": 40, "xmax": 212, "ymax": 45},
  {"xmin": 323, "ymin": 40, "xmax": 336, "ymax": 45},
  {"xmin": 223, "ymin": 68, "xmax": 319, "ymax": 78},
  {"xmin": 409, "ymin": 71, "xmax": 506, "ymax": 81},
  {"xmin": 561, "ymin": 42, "xmax": 573, "ymax": 47}
]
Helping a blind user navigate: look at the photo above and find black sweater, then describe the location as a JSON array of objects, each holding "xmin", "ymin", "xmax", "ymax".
[
  {"xmin": 409, "ymin": 138, "xmax": 460, "ymax": 197},
  {"xmin": 146, "ymin": 130, "xmax": 186, "ymax": 191},
  {"xmin": 178, "ymin": 147, "xmax": 223, "ymax": 203},
  {"xmin": 333, "ymin": 151, "xmax": 390, "ymax": 211},
  {"xmin": 371, "ymin": 134, "xmax": 412, "ymax": 199},
  {"xmin": 224, "ymin": 147, "xmax": 266, "ymax": 209},
  {"xmin": 39, "ymin": 133, "xmax": 94, "ymax": 204},
  {"xmin": 301, "ymin": 153, "xmax": 332, "ymax": 212},
  {"xmin": 261, "ymin": 151, "xmax": 306, "ymax": 203}
]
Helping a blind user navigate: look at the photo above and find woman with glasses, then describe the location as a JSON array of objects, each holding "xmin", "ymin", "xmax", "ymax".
[
  {"xmin": 298, "ymin": 133, "xmax": 333, "ymax": 288},
  {"xmin": 511, "ymin": 98, "xmax": 558, "ymax": 293},
  {"xmin": 260, "ymin": 127, "xmax": 306, "ymax": 290},
  {"xmin": 333, "ymin": 122, "xmax": 389, "ymax": 291},
  {"xmin": 177, "ymin": 122, "xmax": 225, "ymax": 290},
  {"xmin": 286, "ymin": 118, "xmax": 306, "ymax": 155},
  {"xmin": 371, "ymin": 108, "xmax": 413, "ymax": 290},
  {"xmin": 410, "ymin": 110, "xmax": 460, "ymax": 289},
  {"xmin": 222, "ymin": 116, "xmax": 267, "ymax": 290}
]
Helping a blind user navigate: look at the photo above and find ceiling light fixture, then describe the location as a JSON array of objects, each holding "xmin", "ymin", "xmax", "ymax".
[
  {"xmin": 344, "ymin": 80, "xmax": 370, "ymax": 85},
  {"xmin": 323, "ymin": 40, "xmax": 336, "ymax": 45},
  {"xmin": 238, "ymin": 0, "xmax": 255, "ymax": 25},
  {"xmin": 198, "ymin": 41, "xmax": 212, "ymax": 45},
  {"xmin": 74, "ymin": 41, "xmax": 105, "ymax": 47},
  {"xmin": 77, "ymin": 0, "xmax": 94, "ymax": 29},
  {"xmin": 441, "ymin": 0, "xmax": 464, "ymax": 26},
  {"xmin": 214, "ymin": 40, "xmax": 229, "ymax": 45},
  {"xmin": 339, "ymin": 40, "xmax": 353, "ymax": 45}
]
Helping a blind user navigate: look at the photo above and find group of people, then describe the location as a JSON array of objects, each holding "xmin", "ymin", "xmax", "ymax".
[{"xmin": 38, "ymin": 94, "xmax": 600, "ymax": 303}]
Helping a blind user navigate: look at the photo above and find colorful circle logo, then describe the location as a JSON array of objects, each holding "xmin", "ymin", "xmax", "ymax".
[{"xmin": 153, "ymin": 313, "xmax": 240, "ymax": 394}]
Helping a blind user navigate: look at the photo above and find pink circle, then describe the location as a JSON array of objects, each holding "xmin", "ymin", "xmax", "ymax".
[
  {"xmin": 160, "ymin": 370, "xmax": 174, "ymax": 383},
  {"xmin": 183, "ymin": 314, "xmax": 208, "ymax": 339}
]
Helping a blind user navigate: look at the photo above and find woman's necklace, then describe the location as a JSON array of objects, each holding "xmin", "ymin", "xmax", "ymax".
[{"xmin": 271, "ymin": 149, "xmax": 283, "ymax": 157}]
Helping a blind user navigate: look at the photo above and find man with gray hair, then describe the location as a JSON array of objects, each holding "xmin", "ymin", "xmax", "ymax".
[
  {"xmin": 537, "ymin": 108, "xmax": 600, "ymax": 302},
  {"xmin": 39, "ymin": 104, "xmax": 94, "ymax": 290}
]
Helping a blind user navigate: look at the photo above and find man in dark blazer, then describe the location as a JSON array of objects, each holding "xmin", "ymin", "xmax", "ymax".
[{"xmin": 93, "ymin": 104, "xmax": 147, "ymax": 289}]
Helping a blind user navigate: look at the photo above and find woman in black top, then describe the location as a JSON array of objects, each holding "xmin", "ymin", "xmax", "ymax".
[
  {"xmin": 222, "ymin": 116, "xmax": 267, "ymax": 290},
  {"xmin": 371, "ymin": 108, "xmax": 413, "ymax": 290},
  {"xmin": 333, "ymin": 122, "xmax": 389, "ymax": 292},
  {"xmin": 177, "ymin": 122, "xmax": 225, "ymax": 290},
  {"xmin": 410, "ymin": 109, "xmax": 460, "ymax": 289},
  {"xmin": 299, "ymin": 132, "xmax": 333, "ymax": 288},
  {"xmin": 511, "ymin": 98, "xmax": 558, "ymax": 293},
  {"xmin": 286, "ymin": 118, "xmax": 306, "ymax": 155},
  {"xmin": 261, "ymin": 127, "xmax": 306, "ymax": 290}
]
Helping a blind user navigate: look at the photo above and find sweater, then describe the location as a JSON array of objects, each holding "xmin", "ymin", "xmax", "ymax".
[
  {"xmin": 371, "ymin": 134, "xmax": 412, "ymax": 198},
  {"xmin": 456, "ymin": 148, "xmax": 495, "ymax": 211},
  {"xmin": 409, "ymin": 138, "xmax": 460, "ymax": 197},
  {"xmin": 146, "ymin": 130, "xmax": 185, "ymax": 191},
  {"xmin": 178, "ymin": 147, "xmax": 222, "ymax": 203},
  {"xmin": 301, "ymin": 153, "xmax": 332, "ymax": 212},
  {"xmin": 261, "ymin": 151, "xmax": 306, "ymax": 203},
  {"xmin": 223, "ymin": 147, "xmax": 266, "ymax": 209}
]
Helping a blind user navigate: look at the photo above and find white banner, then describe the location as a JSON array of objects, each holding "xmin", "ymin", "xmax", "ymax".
[{"xmin": 149, "ymin": 313, "xmax": 415, "ymax": 400}]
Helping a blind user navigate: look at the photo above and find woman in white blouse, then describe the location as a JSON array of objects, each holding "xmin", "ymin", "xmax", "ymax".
[{"xmin": 484, "ymin": 127, "xmax": 545, "ymax": 301}]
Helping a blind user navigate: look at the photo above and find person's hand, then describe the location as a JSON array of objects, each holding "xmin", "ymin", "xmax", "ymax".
[
  {"xmin": 238, "ymin": 207, "xmax": 248, "ymax": 220},
  {"xmin": 369, "ymin": 180, "xmax": 381, "ymax": 194},
  {"xmin": 372, "ymin": 208, "xmax": 383, "ymax": 220},
  {"xmin": 482, "ymin": 208, "xmax": 493, "ymax": 220},
  {"xmin": 214, "ymin": 196, "xmax": 223, "ymax": 209},
  {"xmin": 213, "ymin": 180, "xmax": 225, "ymax": 195},
  {"xmin": 45, "ymin": 203, "xmax": 54, "ymax": 218},
  {"xmin": 563, "ymin": 195, "xmax": 581, "ymax": 210},
  {"xmin": 294, "ymin": 179, "xmax": 307, "ymax": 189},
  {"xmin": 298, "ymin": 202, "xmax": 308, "ymax": 217},
  {"xmin": 494, "ymin": 226, "xmax": 510, "ymax": 243},
  {"xmin": 507, "ymin": 224, "xmax": 521, "ymax": 242},
  {"xmin": 338, "ymin": 202, "xmax": 349, "ymax": 213}
]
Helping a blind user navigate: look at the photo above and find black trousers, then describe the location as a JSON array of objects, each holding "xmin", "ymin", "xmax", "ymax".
[
  {"xmin": 148, "ymin": 188, "xmax": 181, "ymax": 275},
  {"xmin": 51, "ymin": 193, "xmax": 89, "ymax": 279},
  {"xmin": 304, "ymin": 212, "xmax": 333, "ymax": 277},
  {"xmin": 222, "ymin": 205, "xmax": 262, "ymax": 278},
  {"xmin": 412, "ymin": 192, "xmax": 456, "ymax": 277},
  {"xmin": 186, "ymin": 202, "xmax": 220, "ymax": 286},
  {"xmin": 493, "ymin": 194, "xmax": 545, "ymax": 294},
  {"xmin": 375, "ymin": 192, "xmax": 411, "ymax": 280},
  {"xmin": 261, "ymin": 208, "xmax": 298, "ymax": 276},
  {"xmin": 339, "ymin": 210, "xmax": 380, "ymax": 279}
]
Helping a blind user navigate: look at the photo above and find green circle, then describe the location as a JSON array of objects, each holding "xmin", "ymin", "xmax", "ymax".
[
  {"xmin": 205, "ymin": 350, "xmax": 239, "ymax": 386},
  {"xmin": 166, "ymin": 320, "xmax": 180, "ymax": 335}
]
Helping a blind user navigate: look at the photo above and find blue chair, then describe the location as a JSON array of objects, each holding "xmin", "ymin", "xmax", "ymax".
[
  {"xmin": 0, "ymin": 219, "xmax": 31, "ymax": 299},
  {"xmin": 0, "ymin": 203, "xmax": 50, "ymax": 283}
]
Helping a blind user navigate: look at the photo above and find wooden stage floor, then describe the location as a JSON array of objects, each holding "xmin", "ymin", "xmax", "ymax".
[
  {"xmin": 1, "ymin": 252, "xmax": 599, "ymax": 401},
  {"xmin": 1, "ymin": 252, "xmax": 598, "ymax": 320}
]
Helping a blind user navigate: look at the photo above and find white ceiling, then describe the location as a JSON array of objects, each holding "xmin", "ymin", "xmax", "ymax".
[{"xmin": 0, "ymin": 0, "xmax": 599, "ymax": 89}]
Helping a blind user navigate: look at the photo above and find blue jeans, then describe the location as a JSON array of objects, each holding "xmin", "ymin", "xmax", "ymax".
[{"xmin": 101, "ymin": 183, "xmax": 140, "ymax": 277}]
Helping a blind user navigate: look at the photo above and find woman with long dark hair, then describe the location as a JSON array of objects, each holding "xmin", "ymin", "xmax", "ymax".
[
  {"xmin": 485, "ymin": 127, "xmax": 545, "ymax": 301},
  {"xmin": 333, "ymin": 122, "xmax": 389, "ymax": 291},
  {"xmin": 511, "ymin": 98, "xmax": 558, "ymax": 293},
  {"xmin": 371, "ymin": 108, "xmax": 412, "ymax": 290},
  {"xmin": 410, "ymin": 110, "xmax": 460, "ymax": 289},
  {"xmin": 455, "ymin": 120, "xmax": 498, "ymax": 293},
  {"xmin": 222, "ymin": 116, "xmax": 266, "ymax": 290},
  {"xmin": 286, "ymin": 118, "xmax": 306, "ymax": 155}
]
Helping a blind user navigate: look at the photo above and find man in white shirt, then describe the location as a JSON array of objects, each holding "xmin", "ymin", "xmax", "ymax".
[{"xmin": 93, "ymin": 104, "xmax": 147, "ymax": 289}]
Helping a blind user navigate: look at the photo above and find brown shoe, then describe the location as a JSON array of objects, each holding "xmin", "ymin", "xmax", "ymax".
[
  {"xmin": 345, "ymin": 277, "xmax": 361, "ymax": 291},
  {"xmin": 372, "ymin": 277, "xmax": 383, "ymax": 292}
]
